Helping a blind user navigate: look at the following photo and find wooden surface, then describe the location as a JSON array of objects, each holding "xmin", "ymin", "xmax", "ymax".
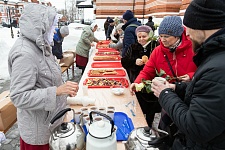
[{"xmin": 65, "ymin": 47, "xmax": 147, "ymax": 149}]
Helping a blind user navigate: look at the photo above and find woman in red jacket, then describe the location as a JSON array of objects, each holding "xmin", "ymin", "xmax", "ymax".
[{"xmin": 130, "ymin": 16, "xmax": 197, "ymax": 130}]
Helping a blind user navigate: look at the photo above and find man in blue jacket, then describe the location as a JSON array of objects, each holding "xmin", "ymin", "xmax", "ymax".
[
  {"xmin": 121, "ymin": 10, "xmax": 141, "ymax": 57},
  {"xmin": 52, "ymin": 26, "xmax": 69, "ymax": 59}
]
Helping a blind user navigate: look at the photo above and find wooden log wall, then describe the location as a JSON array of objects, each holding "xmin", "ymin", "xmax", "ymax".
[{"xmin": 94, "ymin": 0, "xmax": 192, "ymax": 19}]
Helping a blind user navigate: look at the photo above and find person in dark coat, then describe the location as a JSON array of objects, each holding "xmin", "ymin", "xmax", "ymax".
[
  {"xmin": 104, "ymin": 17, "xmax": 110, "ymax": 39},
  {"xmin": 121, "ymin": 10, "xmax": 141, "ymax": 57},
  {"xmin": 52, "ymin": 26, "xmax": 69, "ymax": 59},
  {"xmin": 121, "ymin": 25, "xmax": 160, "ymax": 126},
  {"xmin": 145, "ymin": 16, "xmax": 155, "ymax": 32},
  {"xmin": 106, "ymin": 18, "xmax": 115, "ymax": 40},
  {"xmin": 151, "ymin": 0, "xmax": 225, "ymax": 149}
]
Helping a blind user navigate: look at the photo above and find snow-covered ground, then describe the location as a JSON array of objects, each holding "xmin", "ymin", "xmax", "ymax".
[{"xmin": 0, "ymin": 23, "xmax": 105, "ymax": 90}]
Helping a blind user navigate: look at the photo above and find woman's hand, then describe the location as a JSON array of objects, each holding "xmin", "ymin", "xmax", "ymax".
[
  {"xmin": 56, "ymin": 81, "xmax": 79, "ymax": 97},
  {"xmin": 136, "ymin": 58, "xmax": 144, "ymax": 66},
  {"xmin": 90, "ymin": 43, "xmax": 95, "ymax": 47},
  {"xmin": 178, "ymin": 74, "xmax": 190, "ymax": 82},
  {"xmin": 129, "ymin": 83, "xmax": 137, "ymax": 96},
  {"xmin": 151, "ymin": 78, "xmax": 170, "ymax": 98}
]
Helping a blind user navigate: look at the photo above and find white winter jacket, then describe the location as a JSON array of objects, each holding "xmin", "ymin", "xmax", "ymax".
[{"xmin": 8, "ymin": 4, "xmax": 67, "ymax": 145}]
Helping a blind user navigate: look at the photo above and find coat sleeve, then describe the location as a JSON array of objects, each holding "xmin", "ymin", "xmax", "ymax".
[
  {"xmin": 81, "ymin": 29, "xmax": 92, "ymax": 45},
  {"xmin": 9, "ymin": 51, "xmax": 57, "ymax": 111},
  {"xmin": 93, "ymin": 36, "xmax": 99, "ymax": 43},
  {"xmin": 122, "ymin": 28, "xmax": 136, "ymax": 57},
  {"xmin": 121, "ymin": 45, "xmax": 136, "ymax": 69},
  {"xmin": 134, "ymin": 48, "xmax": 158, "ymax": 83},
  {"xmin": 159, "ymin": 69, "xmax": 225, "ymax": 143},
  {"xmin": 106, "ymin": 26, "xmax": 113, "ymax": 39},
  {"xmin": 109, "ymin": 40, "xmax": 123, "ymax": 50},
  {"xmin": 174, "ymin": 82, "xmax": 188, "ymax": 100}
]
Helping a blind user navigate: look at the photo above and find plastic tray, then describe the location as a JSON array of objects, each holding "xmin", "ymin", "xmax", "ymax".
[
  {"xmin": 95, "ymin": 51, "xmax": 120, "ymax": 55},
  {"xmin": 88, "ymin": 69, "xmax": 126, "ymax": 77},
  {"xmin": 97, "ymin": 48, "xmax": 118, "ymax": 52},
  {"xmin": 93, "ymin": 55, "xmax": 121, "ymax": 61},
  {"xmin": 114, "ymin": 112, "xmax": 134, "ymax": 141},
  {"xmin": 96, "ymin": 41, "xmax": 110, "ymax": 49},
  {"xmin": 91, "ymin": 62, "xmax": 122, "ymax": 68},
  {"xmin": 98, "ymin": 40, "xmax": 110, "ymax": 44},
  {"xmin": 83, "ymin": 78, "xmax": 129, "ymax": 88}
]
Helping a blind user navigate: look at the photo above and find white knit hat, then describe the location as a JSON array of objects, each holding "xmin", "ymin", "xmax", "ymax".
[
  {"xmin": 90, "ymin": 22, "xmax": 98, "ymax": 30},
  {"xmin": 60, "ymin": 26, "xmax": 69, "ymax": 36}
]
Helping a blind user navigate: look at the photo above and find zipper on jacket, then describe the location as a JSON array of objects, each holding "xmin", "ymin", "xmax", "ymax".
[{"xmin": 173, "ymin": 52, "xmax": 178, "ymax": 76}]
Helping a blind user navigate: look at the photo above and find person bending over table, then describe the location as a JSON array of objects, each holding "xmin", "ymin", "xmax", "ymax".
[{"xmin": 76, "ymin": 23, "xmax": 99, "ymax": 74}]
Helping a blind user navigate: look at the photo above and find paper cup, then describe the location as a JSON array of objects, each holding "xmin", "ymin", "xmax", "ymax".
[
  {"xmin": 107, "ymin": 106, "xmax": 115, "ymax": 111},
  {"xmin": 89, "ymin": 106, "xmax": 98, "ymax": 111},
  {"xmin": 83, "ymin": 116, "xmax": 90, "ymax": 124},
  {"xmin": 82, "ymin": 114, "xmax": 89, "ymax": 123},
  {"xmin": 93, "ymin": 116, "xmax": 103, "ymax": 122},
  {"xmin": 74, "ymin": 110, "xmax": 82, "ymax": 123},
  {"xmin": 154, "ymin": 77, "xmax": 166, "ymax": 84},
  {"xmin": 80, "ymin": 107, "xmax": 89, "ymax": 115},
  {"xmin": 98, "ymin": 107, "xmax": 106, "ymax": 114},
  {"xmin": 107, "ymin": 110, "xmax": 115, "ymax": 120}
]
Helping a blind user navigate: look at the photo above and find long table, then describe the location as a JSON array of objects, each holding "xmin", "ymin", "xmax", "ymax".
[{"xmin": 65, "ymin": 46, "xmax": 147, "ymax": 149}]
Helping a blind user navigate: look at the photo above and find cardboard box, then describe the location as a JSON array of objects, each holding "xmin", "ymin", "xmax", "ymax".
[
  {"xmin": 0, "ymin": 91, "xmax": 17, "ymax": 132},
  {"xmin": 59, "ymin": 51, "xmax": 75, "ymax": 67}
]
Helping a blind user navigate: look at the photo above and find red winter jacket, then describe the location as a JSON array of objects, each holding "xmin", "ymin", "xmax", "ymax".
[{"xmin": 134, "ymin": 29, "xmax": 197, "ymax": 83}]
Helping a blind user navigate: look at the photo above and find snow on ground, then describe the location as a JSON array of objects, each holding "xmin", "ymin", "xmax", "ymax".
[{"xmin": 0, "ymin": 23, "xmax": 105, "ymax": 89}]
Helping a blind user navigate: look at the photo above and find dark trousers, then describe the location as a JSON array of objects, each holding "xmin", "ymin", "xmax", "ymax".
[
  {"xmin": 135, "ymin": 92, "xmax": 161, "ymax": 127},
  {"xmin": 76, "ymin": 65, "xmax": 85, "ymax": 75}
]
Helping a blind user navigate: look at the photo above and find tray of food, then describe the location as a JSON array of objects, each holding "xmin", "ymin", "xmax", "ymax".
[
  {"xmin": 100, "ymin": 40, "xmax": 110, "ymax": 44},
  {"xmin": 95, "ymin": 51, "xmax": 120, "ymax": 55},
  {"xmin": 83, "ymin": 78, "xmax": 129, "ymax": 88},
  {"xmin": 96, "ymin": 41, "xmax": 110, "ymax": 49},
  {"xmin": 88, "ymin": 69, "xmax": 126, "ymax": 77},
  {"xmin": 97, "ymin": 48, "xmax": 118, "ymax": 52},
  {"xmin": 93, "ymin": 55, "xmax": 121, "ymax": 61},
  {"xmin": 91, "ymin": 62, "xmax": 122, "ymax": 68}
]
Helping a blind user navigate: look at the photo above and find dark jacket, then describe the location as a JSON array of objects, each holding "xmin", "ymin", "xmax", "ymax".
[
  {"xmin": 121, "ymin": 18, "xmax": 141, "ymax": 57},
  {"xmin": 106, "ymin": 25, "xmax": 114, "ymax": 40},
  {"xmin": 104, "ymin": 20, "xmax": 110, "ymax": 37},
  {"xmin": 52, "ymin": 28, "xmax": 64, "ymax": 59},
  {"xmin": 145, "ymin": 21, "xmax": 155, "ymax": 31},
  {"xmin": 121, "ymin": 41, "xmax": 158, "ymax": 83},
  {"xmin": 159, "ymin": 28, "xmax": 225, "ymax": 149}
]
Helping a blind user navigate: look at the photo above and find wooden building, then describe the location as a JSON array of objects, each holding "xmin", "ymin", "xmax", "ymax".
[{"xmin": 93, "ymin": 0, "xmax": 192, "ymax": 19}]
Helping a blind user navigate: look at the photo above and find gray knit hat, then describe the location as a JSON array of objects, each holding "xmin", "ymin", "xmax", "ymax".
[
  {"xmin": 135, "ymin": 25, "xmax": 152, "ymax": 35},
  {"xmin": 158, "ymin": 16, "xmax": 184, "ymax": 37},
  {"xmin": 60, "ymin": 26, "xmax": 69, "ymax": 36}
]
